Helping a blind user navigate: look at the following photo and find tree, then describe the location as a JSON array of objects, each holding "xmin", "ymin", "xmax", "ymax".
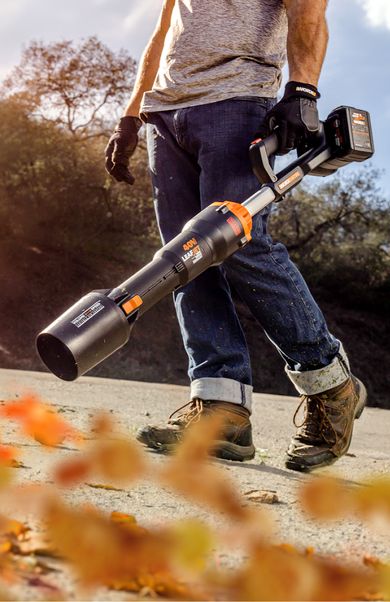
[
  {"xmin": 1, "ymin": 37, "xmax": 137, "ymax": 138},
  {"xmin": 269, "ymin": 167, "xmax": 390, "ymax": 309},
  {"xmin": 0, "ymin": 37, "xmax": 156, "ymax": 257}
]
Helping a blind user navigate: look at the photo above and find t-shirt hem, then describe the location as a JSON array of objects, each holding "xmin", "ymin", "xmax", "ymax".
[{"xmin": 141, "ymin": 90, "xmax": 278, "ymax": 115}]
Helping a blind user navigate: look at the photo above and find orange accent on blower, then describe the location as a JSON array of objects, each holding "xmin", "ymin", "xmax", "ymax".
[
  {"xmin": 121, "ymin": 295, "xmax": 143, "ymax": 315},
  {"xmin": 213, "ymin": 201, "xmax": 253, "ymax": 241}
]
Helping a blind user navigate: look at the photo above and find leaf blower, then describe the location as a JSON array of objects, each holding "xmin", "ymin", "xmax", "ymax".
[{"xmin": 36, "ymin": 106, "xmax": 374, "ymax": 381}]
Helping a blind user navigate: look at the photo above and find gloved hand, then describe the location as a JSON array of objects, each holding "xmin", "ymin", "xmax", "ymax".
[
  {"xmin": 266, "ymin": 81, "xmax": 320, "ymax": 155},
  {"xmin": 105, "ymin": 116, "xmax": 143, "ymax": 185}
]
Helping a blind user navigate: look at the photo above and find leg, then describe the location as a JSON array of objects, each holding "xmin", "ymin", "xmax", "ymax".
[
  {"xmin": 183, "ymin": 97, "xmax": 345, "ymax": 394},
  {"xmin": 138, "ymin": 110, "xmax": 255, "ymax": 461},
  {"xmin": 146, "ymin": 110, "xmax": 253, "ymax": 409},
  {"xmin": 182, "ymin": 98, "xmax": 367, "ymax": 471}
]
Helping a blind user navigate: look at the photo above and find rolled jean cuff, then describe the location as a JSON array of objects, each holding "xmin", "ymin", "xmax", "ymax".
[
  {"xmin": 190, "ymin": 377, "xmax": 253, "ymax": 413},
  {"xmin": 286, "ymin": 343, "xmax": 351, "ymax": 395}
]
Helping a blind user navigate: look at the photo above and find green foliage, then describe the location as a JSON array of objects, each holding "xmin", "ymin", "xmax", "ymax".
[
  {"xmin": 0, "ymin": 33, "xmax": 158, "ymax": 265},
  {"xmin": 269, "ymin": 168, "xmax": 390, "ymax": 310}
]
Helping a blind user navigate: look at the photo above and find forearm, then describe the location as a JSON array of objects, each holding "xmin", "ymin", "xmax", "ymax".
[
  {"xmin": 124, "ymin": 0, "xmax": 174, "ymax": 117},
  {"xmin": 283, "ymin": 0, "xmax": 329, "ymax": 86},
  {"xmin": 124, "ymin": 38, "xmax": 166, "ymax": 117}
]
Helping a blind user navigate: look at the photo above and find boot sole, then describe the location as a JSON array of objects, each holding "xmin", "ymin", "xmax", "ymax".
[
  {"xmin": 285, "ymin": 378, "xmax": 367, "ymax": 473},
  {"xmin": 138, "ymin": 434, "xmax": 255, "ymax": 462},
  {"xmin": 212, "ymin": 440, "xmax": 256, "ymax": 462}
]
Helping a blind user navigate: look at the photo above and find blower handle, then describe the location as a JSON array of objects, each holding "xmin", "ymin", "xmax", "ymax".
[
  {"xmin": 262, "ymin": 131, "xmax": 279, "ymax": 157},
  {"xmin": 249, "ymin": 131, "xmax": 279, "ymax": 185}
]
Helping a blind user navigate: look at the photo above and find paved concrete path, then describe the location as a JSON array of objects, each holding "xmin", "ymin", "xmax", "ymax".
[{"xmin": 0, "ymin": 368, "xmax": 389, "ymax": 598}]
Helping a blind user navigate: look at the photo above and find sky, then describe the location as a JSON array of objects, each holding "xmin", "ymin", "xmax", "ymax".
[{"xmin": 0, "ymin": 0, "xmax": 389, "ymax": 194}]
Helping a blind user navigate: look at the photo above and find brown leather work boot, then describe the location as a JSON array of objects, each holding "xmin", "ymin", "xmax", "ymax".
[
  {"xmin": 285, "ymin": 376, "xmax": 367, "ymax": 472},
  {"xmin": 136, "ymin": 399, "xmax": 255, "ymax": 462}
]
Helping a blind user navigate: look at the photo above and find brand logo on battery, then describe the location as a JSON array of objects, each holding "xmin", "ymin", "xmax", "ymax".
[{"xmin": 352, "ymin": 112, "xmax": 366, "ymax": 125}]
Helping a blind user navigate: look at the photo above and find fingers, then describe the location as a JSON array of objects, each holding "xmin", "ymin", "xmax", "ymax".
[
  {"xmin": 285, "ymin": 127, "xmax": 296, "ymax": 154},
  {"xmin": 104, "ymin": 140, "xmax": 115, "ymax": 174},
  {"xmin": 267, "ymin": 115, "xmax": 292, "ymax": 155},
  {"xmin": 104, "ymin": 118, "xmax": 139, "ymax": 186},
  {"xmin": 272, "ymin": 121, "xmax": 294, "ymax": 156},
  {"xmin": 105, "ymin": 140, "xmax": 135, "ymax": 186},
  {"xmin": 109, "ymin": 163, "xmax": 135, "ymax": 186}
]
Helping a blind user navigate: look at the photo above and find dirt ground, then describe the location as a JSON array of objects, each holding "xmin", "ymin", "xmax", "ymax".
[{"xmin": 0, "ymin": 368, "xmax": 389, "ymax": 600}]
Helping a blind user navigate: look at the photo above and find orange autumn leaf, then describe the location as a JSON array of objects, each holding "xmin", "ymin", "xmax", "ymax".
[
  {"xmin": 93, "ymin": 437, "xmax": 147, "ymax": 483},
  {"xmin": 44, "ymin": 499, "xmax": 209, "ymax": 600},
  {"xmin": 168, "ymin": 519, "xmax": 214, "ymax": 574},
  {"xmin": 86, "ymin": 483, "xmax": 123, "ymax": 491},
  {"xmin": 110, "ymin": 511, "xmax": 137, "ymax": 526},
  {"xmin": 0, "ymin": 446, "xmax": 19, "ymax": 468},
  {"xmin": 1, "ymin": 394, "xmax": 79, "ymax": 447},
  {"xmin": 53, "ymin": 437, "xmax": 147, "ymax": 487},
  {"xmin": 0, "ymin": 518, "xmax": 28, "ymax": 538},
  {"xmin": 300, "ymin": 476, "xmax": 351, "ymax": 521},
  {"xmin": 354, "ymin": 477, "xmax": 390, "ymax": 521},
  {"xmin": 228, "ymin": 543, "xmax": 381, "ymax": 602},
  {"xmin": 45, "ymin": 500, "xmax": 182, "ymax": 591},
  {"xmin": 90, "ymin": 412, "xmax": 115, "ymax": 437},
  {"xmin": 54, "ymin": 456, "xmax": 92, "ymax": 487},
  {"xmin": 300, "ymin": 476, "xmax": 390, "ymax": 523},
  {"xmin": 110, "ymin": 570, "xmax": 208, "ymax": 601},
  {"xmin": 0, "ymin": 540, "xmax": 11, "ymax": 555},
  {"xmin": 159, "ymin": 413, "xmax": 267, "ymax": 526}
]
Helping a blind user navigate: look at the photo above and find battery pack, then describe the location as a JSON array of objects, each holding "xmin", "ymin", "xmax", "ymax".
[{"xmin": 311, "ymin": 106, "xmax": 374, "ymax": 176}]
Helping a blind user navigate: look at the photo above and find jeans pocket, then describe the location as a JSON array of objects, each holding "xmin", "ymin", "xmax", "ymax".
[{"xmin": 231, "ymin": 96, "xmax": 276, "ymax": 109}]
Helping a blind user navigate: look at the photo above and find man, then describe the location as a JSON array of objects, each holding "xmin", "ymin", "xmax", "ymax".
[{"xmin": 105, "ymin": 0, "xmax": 366, "ymax": 472}]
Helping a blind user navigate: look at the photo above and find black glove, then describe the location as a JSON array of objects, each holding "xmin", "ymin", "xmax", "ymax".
[
  {"xmin": 105, "ymin": 116, "xmax": 143, "ymax": 185},
  {"xmin": 265, "ymin": 81, "xmax": 320, "ymax": 155}
]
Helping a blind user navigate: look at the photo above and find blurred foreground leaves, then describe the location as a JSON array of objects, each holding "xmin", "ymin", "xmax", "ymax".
[{"xmin": 0, "ymin": 394, "xmax": 389, "ymax": 600}]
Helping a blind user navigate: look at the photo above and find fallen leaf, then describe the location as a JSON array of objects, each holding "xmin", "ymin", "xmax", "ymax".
[
  {"xmin": 169, "ymin": 519, "xmax": 214, "ymax": 573},
  {"xmin": 0, "ymin": 446, "xmax": 20, "ymax": 468},
  {"xmin": 86, "ymin": 483, "xmax": 124, "ymax": 491},
  {"xmin": 2, "ymin": 394, "xmax": 80, "ymax": 447},
  {"xmin": 26, "ymin": 575, "xmax": 60, "ymax": 591},
  {"xmin": 93, "ymin": 437, "xmax": 147, "ymax": 483},
  {"xmin": 0, "ymin": 540, "xmax": 12, "ymax": 554},
  {"xmin": 90, "ymin": 412, "xmax": 115, "ymax": 436},
  {"xmin": 110, "ymin": 512, "xmax": 137, "ymax": 525},
  {"xmin": 54, "ymin": 436, "xmax": 148, "ymax": 489},
  {"xmin": 0, "ymin": 517, "xmax": 28, "ymax": 538},
  {"xmin": 300, "ymin": 476, "xmax": 350, "ymax": 520},
  {"xmin": 159, "ymin": 413, "xmax": 267, "ymax": 527},
  {"xmin": 54, "ymin": 456, "xmax": 92, "ymax": 487},
  {"xmin": 11, "ymin": 531, "xmax": 61, "ymax": 559},
  {"xmin": 244, "ymin": 490, "xmax": 280, "ymax": 504},
  {"xmin": 354, "ymin": 477, "xmax": 390, "ymax": 521}
]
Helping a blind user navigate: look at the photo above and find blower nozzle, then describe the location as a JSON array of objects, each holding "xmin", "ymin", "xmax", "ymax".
[{"xmin": 36, "ymin": 291, "xmax": 133, "ymax": 381}]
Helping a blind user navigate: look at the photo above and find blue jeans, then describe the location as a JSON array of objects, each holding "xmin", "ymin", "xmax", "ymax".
[{"xmin": 146, "ymin": 98, "xmax": 349, "ymax": 410}]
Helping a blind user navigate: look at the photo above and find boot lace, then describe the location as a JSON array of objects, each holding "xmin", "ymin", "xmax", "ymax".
[
  {"xmin": 293, "ymin": 394, "xmax": 340, "ymax": 447},
  {"xmin": 168, "ymin": 399, "xmax": 205, "ymax": 428}
]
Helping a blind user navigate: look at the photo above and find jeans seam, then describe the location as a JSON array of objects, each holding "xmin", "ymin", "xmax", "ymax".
[{"xmin": 268, "ymin": 245, "xmax": 318, "ymax": 334}]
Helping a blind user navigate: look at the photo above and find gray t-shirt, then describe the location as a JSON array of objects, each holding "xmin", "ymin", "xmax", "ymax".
[{"xmin": 141, "ymin": 0, "xmax": 288, "ymax": 112}]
